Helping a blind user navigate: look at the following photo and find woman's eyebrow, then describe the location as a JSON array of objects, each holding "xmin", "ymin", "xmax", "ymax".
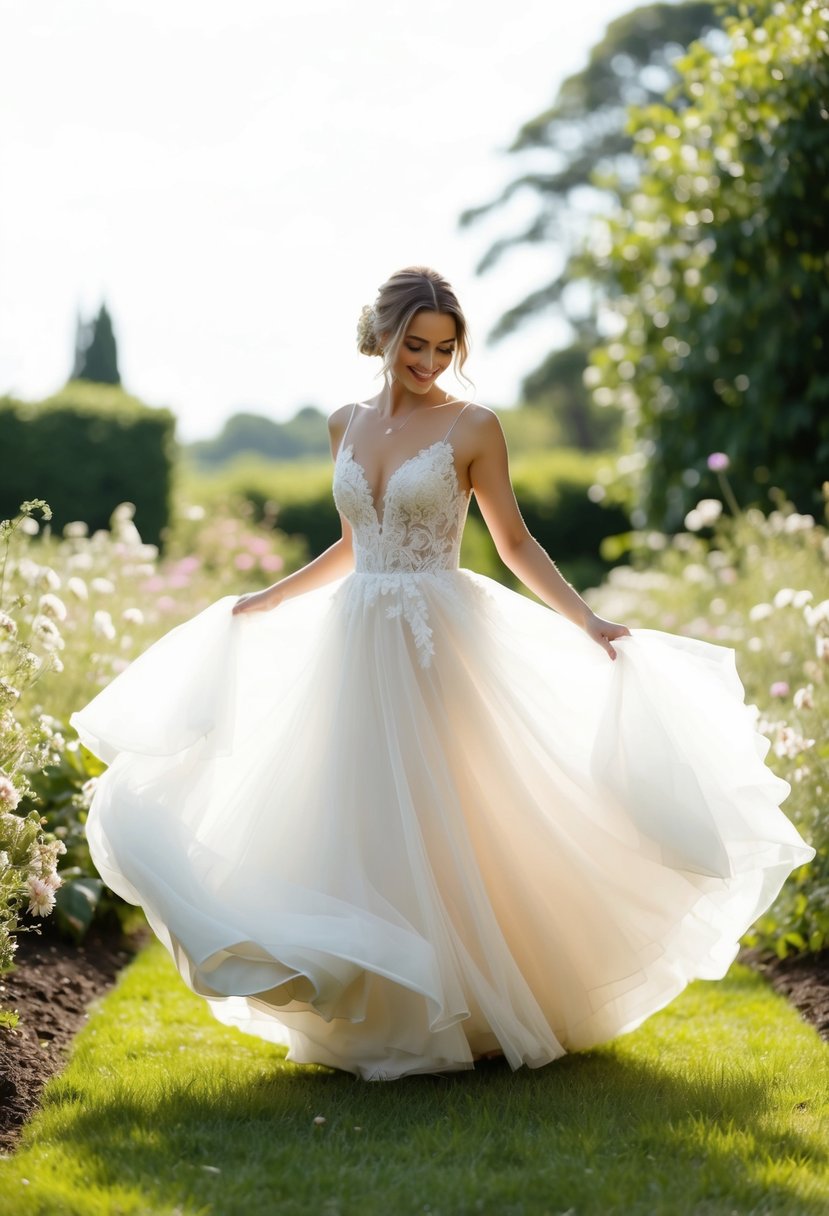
[{"xmin": 407, "ymin": 334, "xmax": 456, "ymax": 344}]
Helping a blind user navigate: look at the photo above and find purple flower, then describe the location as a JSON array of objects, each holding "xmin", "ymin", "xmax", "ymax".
[
  {"xmin": 770, "ymin": 681, "xmax": 790, "ymax": 698},
  {"xmin": 707, "ymin": 452, "xmax": 730, "ymax": 472}
]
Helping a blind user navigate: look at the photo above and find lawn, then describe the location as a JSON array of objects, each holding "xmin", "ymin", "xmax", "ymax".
[{"xmin": 1, "ymin": 938, "xmax": 827, "ymax": 1216}]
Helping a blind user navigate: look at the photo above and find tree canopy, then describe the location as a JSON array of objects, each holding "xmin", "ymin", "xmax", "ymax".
[{"xmin": 585, "ymin": 0, "xmax": 829, "ymax": 528}]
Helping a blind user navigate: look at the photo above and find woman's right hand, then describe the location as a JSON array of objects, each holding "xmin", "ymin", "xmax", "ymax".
[{"xmin": 232, "ymin": 588, "xmax": 281, "ymax": 616}]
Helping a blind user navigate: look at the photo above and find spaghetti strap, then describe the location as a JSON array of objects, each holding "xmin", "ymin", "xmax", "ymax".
[
  {"xmin": 443, "ymin": 401, "xmax": 471, "ymax": 442},
  {"xmin": 339, "ymin": 402, "xmax": 359, "ymax": 451}
]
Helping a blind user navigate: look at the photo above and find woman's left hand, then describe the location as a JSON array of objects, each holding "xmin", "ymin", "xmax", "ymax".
[{"xmin": 583, "ymin": 611, "xmax": 632, "ymax": 660}]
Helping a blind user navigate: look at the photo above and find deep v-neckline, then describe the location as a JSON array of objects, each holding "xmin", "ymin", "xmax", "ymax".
[{"xmin": 340, "ymin": 439, "xmax": 460, "ymax": 531}]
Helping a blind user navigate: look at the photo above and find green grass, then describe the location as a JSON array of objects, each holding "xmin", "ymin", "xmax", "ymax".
[{"xmin": 1, "ymin": 940, "xmax": 828, "ymax": 1215}]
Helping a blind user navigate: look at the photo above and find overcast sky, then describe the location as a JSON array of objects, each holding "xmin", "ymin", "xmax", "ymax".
[{"xmin": 1, "ymin": 0, "xmax": 637, "ymax": 442}]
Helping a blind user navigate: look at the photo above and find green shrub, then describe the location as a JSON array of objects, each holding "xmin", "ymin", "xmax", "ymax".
[{"xmin": 0, "ymin": 381, "xmax": 176, "ymax": 548}]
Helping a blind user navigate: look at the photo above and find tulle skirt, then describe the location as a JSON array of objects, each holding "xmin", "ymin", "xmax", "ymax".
[{"xmin": 69, "ymin": 568, "xmax": 815, "ymax": 1079}]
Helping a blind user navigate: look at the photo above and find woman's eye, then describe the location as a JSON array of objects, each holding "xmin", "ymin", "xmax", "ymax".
[{"xmin": 405, "ymin": 344, "xmax": 455, "ymax": 356}]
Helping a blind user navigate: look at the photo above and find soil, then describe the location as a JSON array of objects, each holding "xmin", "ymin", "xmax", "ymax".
[
  {"xmin": 0, "ymin": 927, "xmax": 826, "ymax": 1157},
  {"xmin": 0, "ymin": 915, "xmax": 151, "ymax": 1156}
]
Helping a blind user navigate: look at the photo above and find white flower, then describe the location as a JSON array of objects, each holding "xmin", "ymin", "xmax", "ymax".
[
  {"xmin": 773, "ymin": 725, "xmax": 815, "ymax": 760},
  {"xmin": 773, "ymin": 588, "xmax": 796, "ymax": 609},
  {"xmin": 0, "ymin": 850, "xmax": 9, "ymax": 870},
  {"xmin": 25, "ymin": 875, "xmax": 56, "ymax": 917},
  {"xmin": 63, "ymin": 520, "xmax": 89, "ymax": 538},
  {"xmin": 32, "ymin": 614, "xmax": 64, "ymax": 651},
  {"xmin": 122, "ymin": 607, "xmax": 144, "ymax": 626},
  {"xmin": 792, "ymin": 589, "xmax": 813, "ymax": 609},
  {"xmin": 804, "ymin": 599, "xmax": 829, "ymax": 629},
  {"xmin": 0, "ymin": 774, "xmax": 20, "ymax": 811},
  {"xmin": 38, "ymin": 566, "xmax": 61, "ymax": 592},
  {"xmin": 16, "ymin": 557, "xmax": 41, "ymax": 583},
  {"xmin": 38, "ymin": 592, "xmax": 68, "ymax": 622},
  {"xmin": 93, "ymin": 610, "xmax": 116, "ymax": 640},
  {"xmin": 696, "ymin": 498, "xmax": 723, "ymax": 526},
  {"xmin": 91, "ymin": 577, "xmax": 115, "ymax": 595},
  {"xmin": 793, "ymin": 685, "xmax": 814, "ymax": 711},
  {"xmin": 0, "ymin": 610, "xmax": 17, "ymax": 636},
  {"xmin": 749, "ymin": 603, "xmax": 773, "ymax": 622},
  {"xmin": 0, "ymin": 679, "xmax": 19, "ymax": 705},
  {"xmin": 66, "ymin": 576, "xmax": 89, "ymax": 601}
]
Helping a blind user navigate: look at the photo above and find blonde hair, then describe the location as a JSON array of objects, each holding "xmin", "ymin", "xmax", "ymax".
[{"xmin": 356, "ymin": 265, "xmax": 473, "ymax": 390}]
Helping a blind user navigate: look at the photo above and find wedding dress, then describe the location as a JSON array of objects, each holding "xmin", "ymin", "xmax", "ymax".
[{"xmin": 69, "ymin": 400, "xmax": 815, "ymax": 1080}]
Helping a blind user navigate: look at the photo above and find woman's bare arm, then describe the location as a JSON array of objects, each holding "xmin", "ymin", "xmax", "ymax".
[
  {"xmin": 231, "ymin": 408, "xmax": 355, "ymax": 615},
  {"xmin": 464, "ymin": 407, "xmax": 630, "ymax": 659}
]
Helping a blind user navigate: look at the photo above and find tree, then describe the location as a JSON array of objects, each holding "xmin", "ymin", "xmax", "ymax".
[
  {"xmin": 458, "ymin": 2, "xmax": 724, "ymax": 449},
  {"xmin": 459, "ymin": 2, "xmax": 723, "ymax": 351},
  {"xmin": 71, "ymin": 301, "xmax": 121, "ymax": 386},
  {"xmin": 585, "ymin": 0, "xmax": 829, "ymax": 529}
]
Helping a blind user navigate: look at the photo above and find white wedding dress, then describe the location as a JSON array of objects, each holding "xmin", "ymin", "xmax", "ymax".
[{"xmin": 70, "ymin": 401, "xmax": 815, "ymax": 1079}]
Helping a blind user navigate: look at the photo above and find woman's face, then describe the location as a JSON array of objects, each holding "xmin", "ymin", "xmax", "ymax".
[{"xmin": 390, "ymin": 310, "xmax": 457, "ymax": 394}]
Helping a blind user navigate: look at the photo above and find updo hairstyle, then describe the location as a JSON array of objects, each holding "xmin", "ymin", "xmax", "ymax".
[{"xmin": 356, "ymin": 266, "xmax": 473, "ymax": 390}]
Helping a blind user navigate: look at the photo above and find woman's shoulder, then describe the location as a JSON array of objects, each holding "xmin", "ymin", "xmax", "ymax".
[
  {"xmin": 327, "ymin": 401, "xmax": 361, "ymax": 437},
  {"xmin": 455, "ymin": 401, "xmax": 504, "ymax": 438}
]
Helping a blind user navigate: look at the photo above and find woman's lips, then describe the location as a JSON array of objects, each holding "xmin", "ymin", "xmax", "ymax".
[{"xmin": 409, "ymin": 367, "xmax": 436, "ymax": 382}]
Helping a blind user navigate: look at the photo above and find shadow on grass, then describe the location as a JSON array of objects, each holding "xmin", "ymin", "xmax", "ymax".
[{"xmin": 42, "ymin": 1038, "xmax": 828, "ymax": 1214}]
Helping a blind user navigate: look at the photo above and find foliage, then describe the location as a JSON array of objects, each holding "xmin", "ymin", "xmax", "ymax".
[
  {"xmin": 71, "ymin": 300, "xmax": 121, "ymax": 385},
  {"xmin": 187, "ymin": 405, "xmax": 332, "ymax": 466},
  {"xmin": 521, "ymin": 341, "xmax": 623, "ymax": 450},
  {"xmin": 585, "ymin": 0, "xmax": 829, "ymax": 530},
  {"xmin": 586, "ymin": 474, "xmax": 829, "ymax": 959},
  {"xmin": 0, "ymin": 382, "xmax": 176, "ymax": 548},
  {"xmin": 0, "ymin": 500, "xmax": 69, "ymax": 979}
]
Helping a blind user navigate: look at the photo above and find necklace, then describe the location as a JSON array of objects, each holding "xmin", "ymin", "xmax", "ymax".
[{"xmin": 379, "ymin": 396, "xmax": 462, "ymax": 436}]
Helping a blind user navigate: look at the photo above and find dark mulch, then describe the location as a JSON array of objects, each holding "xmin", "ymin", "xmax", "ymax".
[
  {"xmin": 0, "ymin": 915, "xmax": 151, "ymax": 1155},
  {"xmin": 737, "ymin": 944, "xmax": 829, "ymax": 1042},
  {"xmin": 0, "ymin": 926, "xmax": 826, "ymax": 1157}
]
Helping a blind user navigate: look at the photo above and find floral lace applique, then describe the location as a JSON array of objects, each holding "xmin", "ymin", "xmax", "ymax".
[{"xmin": 332, "ymin": 440, "xmax": 471, "ymax": 666}]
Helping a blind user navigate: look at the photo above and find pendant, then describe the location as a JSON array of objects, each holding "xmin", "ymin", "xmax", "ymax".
[{"xmin": 385, "ymin": 427, "xmax": 393, "ymax": 435}]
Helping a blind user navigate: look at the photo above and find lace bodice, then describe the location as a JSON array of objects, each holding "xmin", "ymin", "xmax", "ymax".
[
  {"xmin": 333, "ymin": 438, "xmax": 470, "ymax": 574},
  {"xmin": 330, "ymin": 404, "xmax": 474, "ymax": 668}
]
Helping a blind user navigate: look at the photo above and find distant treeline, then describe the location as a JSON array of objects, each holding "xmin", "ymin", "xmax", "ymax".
[{"xmin": 187, "ymin": 406, "xmax": 331, "ymax": 465}]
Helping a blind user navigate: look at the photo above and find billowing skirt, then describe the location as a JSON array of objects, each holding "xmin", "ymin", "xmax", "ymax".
[{"xmin": 70, "ymin": 569, "xmax": 815, "ymax": 1079}]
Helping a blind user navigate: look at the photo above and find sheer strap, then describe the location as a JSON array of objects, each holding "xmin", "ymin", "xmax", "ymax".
[
  {"xmin": 443, "ymin": 401, "xmax": 472, "ymax": 442},
  {"xmin": 339, "ymin": 402, "xmax": 359, "ymax": 452}
]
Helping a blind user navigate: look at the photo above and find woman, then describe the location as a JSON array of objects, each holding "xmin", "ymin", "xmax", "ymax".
[{"xmin": 70, "ymin": 265, "xmax": 815, "ymax": 1081}]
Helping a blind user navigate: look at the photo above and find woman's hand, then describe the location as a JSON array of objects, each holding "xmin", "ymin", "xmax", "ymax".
[
  {"xmin": 232, "ymin": 588, "xmax": 281, "ymax": 616},
  {"xmin": 582, "ymin": 611, "xmax": 631, "ymax": 660}
]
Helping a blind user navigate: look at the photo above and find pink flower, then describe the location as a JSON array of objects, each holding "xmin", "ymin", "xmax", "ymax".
[
  {"xmin": 707, "ymin": 452, "xmax": 730, "ymax": 472},
  {"xmin": 260, "ymin": 554, "xmax": 285, "ymax": 573},
  {"xmin": 234, "ymin": 553, "xmax": 256, "ymax": 570},
  {"xmin": 245, "ymin": 536, "xmax": 270, "ymax": 556},
  {"xmin": 157, "ymin": 595, "xmax": 177, "ymax": 614},
  {"xmin": 141, "ymin": 576, "xmax": 166, "ymax": 593},
  {"xmin": 769, "ymin": 681, "xmax": 790, "ymax": 698}
]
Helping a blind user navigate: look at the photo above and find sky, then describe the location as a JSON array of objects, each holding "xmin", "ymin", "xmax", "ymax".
[{"xmin": 1, "ymin": 0, "xmax": 637, "ymax": 443}]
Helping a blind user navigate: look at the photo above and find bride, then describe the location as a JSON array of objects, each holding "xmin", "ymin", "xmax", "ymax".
[{"xmin": 70, "ymin": 265, "xmax": 815, "ymax": 1080}]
